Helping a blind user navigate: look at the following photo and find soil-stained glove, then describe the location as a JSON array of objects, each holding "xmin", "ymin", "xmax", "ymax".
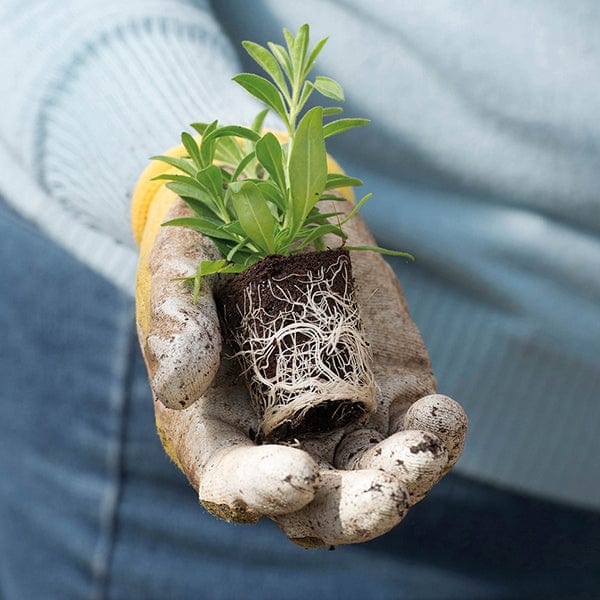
[{"xmin": 131, "ymin": 143, "xmax": 468, "ymax": 548}]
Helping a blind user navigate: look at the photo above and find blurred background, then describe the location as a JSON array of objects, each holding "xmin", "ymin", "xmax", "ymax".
[{"xmin": 0, "ymin": 1, "xmax": 598, "ymax": 598}]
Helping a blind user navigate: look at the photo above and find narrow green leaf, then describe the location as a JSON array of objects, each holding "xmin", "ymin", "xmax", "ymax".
[
  {"xmin": 161, "ymin": 217, "xmax": 238, "ymax": 242},
  {"xmin": 268, "ymin": 42, "xmax": 293, "ymax": 80},
  {"xmin": 296, "ymin": 223, "xmax": 347, "ymax": 251},
  {"xmin": 214, "ymin": 135, "xmax": 245, "ymax": 165},
  {"xmin": 152, "ymin": 173, "xmax": 201, "ymax": 186},
  {"xmin": 230, "ymin": 181, "xmax": 276, "ymax": 254},
  {"xmin": 231, "ymin": 151, "xmax": 256, "ymax": 181},
  {"xmin": 292, "ymin": 24, "xmax": 310, "ymax": 76},
  {"xmin": 199, "ymin": 120, "xmax": 219, "ymax": 167},
  {"xmin": 233, "ymin": 74, "xmax": 288, "ymax": 122},
  {"xmin": 150, "ymin": 155, "xmax": 197, "ymax": 177},
  {"xmin": 323, "ymin": 106, "xmax": 343, "ymax": 116},
  {"xmin": 283, "ymin": 28, "xmax": 295, "ymax": 56},
  {"xmin": 190, "ymin": 259, "xmax": 243, "ymax": 303},
  {"xmin": 242, "ymin": 41, "xmax": 288, "ymax": 97},
  {"xmin": 304, "ymin": 210, "xmax": 345, "ymax": 225},
  {"xmin": 318, "ymin": 193, "xmax": 348, "ymax": 202},
  {"xmin": 313, "ymin": 76, "xmax": 345, "ymax": 102},
  {"xmin": 340, "ymin": 193, "xmax": 372, "ymax": 225},
  {"xmin": 199, "ymin": 259, "xmax": 234, "ymax": 275},
  {"xmin": 190, "ymin": 122, "xmax": 210, "ymax": 136},
  {"xmin": 196, "ymin": 165, "xmax": 224, "ymax": 202},
  {"xmin": 339, "ymin": 193, "xmax": 373, "ymax": 226},
  {"xmin": 165, "ymin": 182, "xmax": 220, "ymax": 215},
  {"xmin": 325, "ymin": 173, "xmax": 363, "ymax": 190},
  {"xmin": 226, "ymin": 237, "xmax": 250, "ymax": 262},
  {"xmin": 179, "ymin": 197, "xmax": 221, "ymax": 220},
  {"xmin": 288, "ymin": 106, "xmax": 327, "ymax": 234},
  {"xmin": 323, "ymin": 118, "xmax": 370, "ymax": 139},
  {"xmin": 251, "ymin": 108, "xmax": 270, "ymax": 133},
  {"xmin": 256, "ymin": 180, "xmax": 286, "ymax": 212},
  {"xmin": 344, "ymin": 245, "xmax": 415, "ymax": 260},
  {"xmin": 255, "ymin": 132, "xmax": 286, "ymax": 193},
  {"xmin": 203, "ymin": 125, "xmax": 260, "ymax": 144},
  {"xmin": 181, "ymin": 132, "xmax": 202, "ymax": 168},
  {"xmin": 297, "ymin": 80, "xmax": 314, "ymax": 113},
  {"xmin": 303, "ymin": 36, "xmax": 328, "ymax": 77}
]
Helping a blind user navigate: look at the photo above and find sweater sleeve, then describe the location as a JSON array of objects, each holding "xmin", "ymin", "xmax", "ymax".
[{"xmin": 0, "ymin": 0, "xmax": 260, "ymax": 290}]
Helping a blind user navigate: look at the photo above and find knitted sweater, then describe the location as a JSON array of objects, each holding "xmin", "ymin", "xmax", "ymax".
[{"xmin": 1, "ymin": 0, "xmax": 599, "ymax": 509}]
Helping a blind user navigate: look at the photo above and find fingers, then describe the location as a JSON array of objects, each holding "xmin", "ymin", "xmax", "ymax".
[
  {"xmin": 141, "ymin": 199, "xmax": 223, "ymax": 410},
  {"xmin": 154, "ymin": 396, "xmax": 320, "ymax": 523},
  {"xmin": 404, "ymin": 394, "xmax": 468, "ymax": 471},
  {"xmin": 335, "ymin": 429, "xmax": 448, "ymax": 505},
  {"xmin": 275, "ymin": 468, "xmax": 410, "ymax": 548},
  {"xmin": 200, "ymin": 445, "xmax": 320, "ymax": 520}
]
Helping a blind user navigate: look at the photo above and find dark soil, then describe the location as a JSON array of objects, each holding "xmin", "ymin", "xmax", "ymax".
[
  {"xmin": 216, "ymin": 248, "xmax": 370, "ymax": 442},
  {"xmin": 219, "ymin": 248, "xmax": 351, "ymax": 332}
]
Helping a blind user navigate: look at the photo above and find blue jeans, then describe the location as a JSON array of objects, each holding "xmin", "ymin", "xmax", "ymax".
[{"xmin": 1, "ymin": 201, "xmax": 598, "ymax": 600}]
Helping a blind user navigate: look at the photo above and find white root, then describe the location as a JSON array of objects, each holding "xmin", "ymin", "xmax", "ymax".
[{"xmin": 232, "ymin": 254, "xmax": 376, "ymax": 439}]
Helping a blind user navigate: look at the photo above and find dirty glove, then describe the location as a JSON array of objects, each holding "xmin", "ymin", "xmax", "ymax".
[{"xmin": 131, "ymin": 143, "xmax": 468, "ymax": 548}]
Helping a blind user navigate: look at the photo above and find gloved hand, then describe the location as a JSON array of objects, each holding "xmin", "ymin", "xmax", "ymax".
[{"xmin": 131, "ymin": 143, "xmax": 468, "ymax": 548}]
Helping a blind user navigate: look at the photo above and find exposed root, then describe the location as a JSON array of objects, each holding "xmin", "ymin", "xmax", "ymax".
[{"xmin": 231, "ymin": 254, "xmax": 376, "ymax": 440}]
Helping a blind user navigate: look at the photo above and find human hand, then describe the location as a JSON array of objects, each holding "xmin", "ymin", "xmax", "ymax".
[{"xmin": 132, "ymin": 150, "xmax": 468, "ymax": 548}]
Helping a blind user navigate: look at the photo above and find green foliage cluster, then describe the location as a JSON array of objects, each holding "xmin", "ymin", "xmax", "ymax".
[{"xmin": 152, "ymin": 24, "xmax": 411, "ymax": 300}]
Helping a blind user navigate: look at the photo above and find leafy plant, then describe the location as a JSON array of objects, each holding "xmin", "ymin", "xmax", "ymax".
[{"xmin": 152, "ymin": 24, "xmax": 412, "ymax": 301}]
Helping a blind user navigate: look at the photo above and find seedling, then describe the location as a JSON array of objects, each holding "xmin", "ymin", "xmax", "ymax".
[{"xmin": 152, "ymin": 24, "xmax": 412, "ymax": 441}]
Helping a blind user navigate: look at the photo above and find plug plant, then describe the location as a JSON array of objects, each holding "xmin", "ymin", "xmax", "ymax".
[{"xmin": 152, "ymin": 25, "xmax": 412, "ymax": 441}]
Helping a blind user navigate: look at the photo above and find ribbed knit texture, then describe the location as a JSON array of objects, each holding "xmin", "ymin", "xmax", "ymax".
[
  {"xmin": 0, "ymin": 0, "xmax": 260, "ymax": 289},
  {"xmin": 0, "ymin": 0, "xmax": 598, "ymax": 509}
]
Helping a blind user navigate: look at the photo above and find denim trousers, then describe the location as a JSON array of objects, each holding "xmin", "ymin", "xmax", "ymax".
[{"xmin": 1, "ymin": 200, "xmax": 599, "ymax": 600}]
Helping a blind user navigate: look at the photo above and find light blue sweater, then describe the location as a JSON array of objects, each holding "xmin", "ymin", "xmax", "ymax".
[{"xmin": 0, "ymin": 0, "xmax": 598, "ymax": 509}]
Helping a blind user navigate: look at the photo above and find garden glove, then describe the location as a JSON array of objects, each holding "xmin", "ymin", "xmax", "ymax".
[{"xmin": 131, "ymin": 142, "xmax": 468, "ymax": 548}]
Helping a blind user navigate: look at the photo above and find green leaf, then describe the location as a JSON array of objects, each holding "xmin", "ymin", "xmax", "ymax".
[
  {"xmin": 232, "ymin": 74, "xmax": 288, "ymax": 122},
  {"xmin": 323, "ymin": 106, "xmax": 343, "ymax": 116},
  {"xmin": 150, "ymin": 155, "xmax": 197, "ymax": 177},
  {"xmin": 296, "ymin": 223, "xmax": 347, "ymax": 251},
  {"xmin": 214, "ymin": 136, "xmax": 245, "ymax": 168},
  {"xmin": 288, "ymin": 106, "xmax": 327, "ymax": 234},
  {"xmin": 251, "ymin": 108, "xmax": 270, "ymax": 133},
  {"xmin": 291, "ymin": 24, "xmax": 310, "ymax": 76},
  {"xmin": 230, "ymin": 181, "xmax": 276, "ymax": 254},
  {"xmin": 344, "ymin": 245, "xmax": 415, "ymax": 260},
  {"xmin": 242, "ymin": 41, "xmax": 289, "ymax": 97},
  {"xmin": 304, "ymin": 210, "xmax": 345, "ymax": 225},
  {"xmin": 190, "ymin": 259, "xmax": 243, "ymax": 303},
  {"xmin": 196, "ymin": 165, "xmax": 224, "ymax": 202},
  {"xmin": 190, "ymin": 122, "xmax": 210, "ymax": 136},
  {"xmin": 313, "ymin": 76, "xmax": 345, "ymax": 102},
  {"xmin": 181, "ymin": 132, "xmax": 202, "ymax": 169},
  {"xmin": 318, "ymin": 193, "xmax": 348, "ymax": 202},
  {"xmin": 303, "ymin": 37, "xmax": 328, "ymax": 78},
  {"xmin": 255, "ymin": 132, "xmax": 286, "ymax": 193},
  {"xmin": 152, "ymin": 173, "xmax": 201, "ymax": 186},
  {"xmin": 283, "ymin": 28, "xmax": 295, "ymax": 56},
  {"xmin": 231, "ymin": 151, "xmax": 256, "ymax": 181},
  {"xmin": 203, "ymin": 125, "xmax": 260, "ymax": 144},
  {"xmin": 198, "ymin": 259, "xmax": 236, "ymax": 275},
  {"xmin": 325, "ymin": 173, "xmax": 363, "ymax": 190},
  {"xmin": 226, "ymin": 237, "xmax": 250, "ymax": 262},
  {"xmin": 323, "ymin": 118, "xmax": 370, "ymax": 139},
  {"xmin": 165, "ymin": 182, "xmax": 220, "ymax": 216},
  {"xmin": 268, "ymin": 42, "xmax": 293, "ymax": 80},
  {"xmin": 199, "ymin": 120, "xmax": 219, "ymax": 167},
  {"xmin": 340, "ymin": 193, "xmax": 373, "ymax": 225},
  {"xmin": 256, "ymin": 180, "xmax": 286, "ymax": 212},
  {"xmin": 297, "ymin": 80, "xmax": 314, "ymax": 113},
  {"xmin": 161, "ymin": 217, "xmax": 238, "ymax": 242}
]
